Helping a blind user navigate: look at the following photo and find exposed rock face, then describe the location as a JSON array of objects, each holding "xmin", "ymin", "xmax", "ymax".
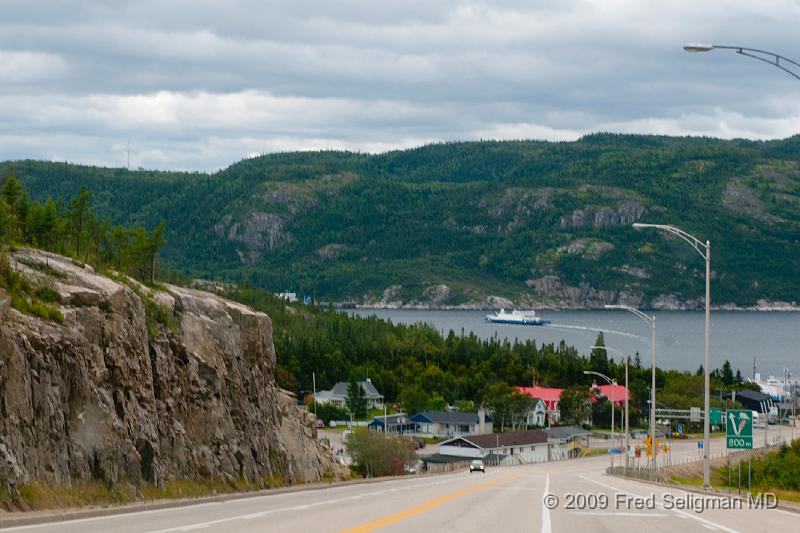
[
  {"xmin": 0, "ymin": 248, "xmax": 345, "ymax": 493},
  {"xmin": 559, "ymin": 200, "xmax": 646, "ymax": 229},
  {"xmin": 316, "ymin": 244, "xmax": 347, "ymax": 261},
  {"xmin": 214, "ymin": 212, "xmax": 290, "ymax": 265},
  {"xmin": 722, "ymin": 182, "xmax": 782, "ymax": 225},
  {"xmin": 422, "ymin": 285, "xmax": 451, "ymax": 306},
  {"xmin": 526, "ymin": 275, "xmax": 618, "ymax": 308},
  {"xmin": 484, "ymin": 295, "xmax": 514, "ymax": 309},
  {"xmin": 557, "ymin": 239, "xmax": 614, "ymax": 259}
]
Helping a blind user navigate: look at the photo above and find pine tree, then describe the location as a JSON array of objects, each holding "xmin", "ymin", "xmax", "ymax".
[{"xmin": 346, "ymin": 379, "xmax": 368, "ymax": 419}]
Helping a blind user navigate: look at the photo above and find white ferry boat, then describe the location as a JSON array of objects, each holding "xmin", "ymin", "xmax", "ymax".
[{"xmin": 484, "ymin": 309, "xmax": 551, "ymax": 326}]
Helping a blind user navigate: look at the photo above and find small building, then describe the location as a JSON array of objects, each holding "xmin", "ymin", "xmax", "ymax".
[
  {"xmin": 367, "ymin": 413, "xmax": 416, "ymax": 435},
  {"xmin": 411, "ymin": 409, "xmax": 492, "ymax": 438},
  {"xmin": 277, "ymin": 292, "xmax": 298, "ymax": 303},
  {"xmin": 438, "ymin": 429, "xmax": 549, "ymax": 465},
  {"xmin": 315, "ymin": 379, "xmax": 384, "ymax": 410},
  {"xmin": 545, "ymin": 425, "xmax": 592, "ymax": 460}
]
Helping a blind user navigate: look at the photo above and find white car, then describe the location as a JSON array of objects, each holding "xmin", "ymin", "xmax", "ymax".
[{"xmin": 469, "ymin": 459, "xmax": 485, "ymax": 473}]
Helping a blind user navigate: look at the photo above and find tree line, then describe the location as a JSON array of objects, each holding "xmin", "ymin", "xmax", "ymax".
[
  {"xmin": 1, "ymin": 173, "xmax": 166, "ymax": 284},
  {"xmin": 227, "ymin": 286, "xmax": 757, "ymax": 431}
]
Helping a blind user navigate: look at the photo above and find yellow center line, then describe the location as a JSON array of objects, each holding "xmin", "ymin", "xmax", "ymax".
[{"xmin": 337, "ymin": 474, "xmax": 517, "ymax": 533}]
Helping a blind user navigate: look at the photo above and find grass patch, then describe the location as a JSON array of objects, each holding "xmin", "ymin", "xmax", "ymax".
[
  {"xmin": 109, "ymin": 273, "xmax": 178, "ymax": 339},
  {"xmin": 582, "ymin": 448, "xmax": 609, "ymax": 457},
  {"xmin": 2, "ymin": 476, "xmax": 291, "ymax": 512},
  {"xmin": 1, "ymin": 250, "xmax": 64, "ymax": 323},
  {"xmin": 668, "ymin": 474, "xmax": 704, "ymax": 486},
  {"xmin": 10, "ymin": 481, "xmax": 133, "ymax": 510}
]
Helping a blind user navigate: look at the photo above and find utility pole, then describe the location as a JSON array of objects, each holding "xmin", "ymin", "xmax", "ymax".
[{"xmin": 312, "ymin": 372, "xmax": 317, "ymax": 417}]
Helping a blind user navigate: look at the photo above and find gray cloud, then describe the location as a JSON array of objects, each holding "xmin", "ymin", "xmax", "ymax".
[{"xmin": 1, "ymin": 1, "xmax": 799, "ymax": 171}]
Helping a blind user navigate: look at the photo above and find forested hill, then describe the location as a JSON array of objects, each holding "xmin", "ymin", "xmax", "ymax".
[{"xmin": 4, "ymin": 133, "xmax": 800, "ymax": 309}]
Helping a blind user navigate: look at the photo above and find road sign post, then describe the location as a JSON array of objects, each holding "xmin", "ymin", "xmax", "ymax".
[{"xmin": 726, "ymin": 409, "xmax": 753, "ymax": 450}]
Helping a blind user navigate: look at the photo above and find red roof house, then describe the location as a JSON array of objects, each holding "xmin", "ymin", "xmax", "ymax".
[
  {"xmin": 516, "ymin": 386, "xmax": 563, "ymax": 411},
  {"xmin": 592, "ymin": 383, "xmax": 630, "ymax": 406}
]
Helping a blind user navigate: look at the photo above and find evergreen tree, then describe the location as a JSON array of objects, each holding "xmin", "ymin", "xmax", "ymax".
[
  {"xmin": 67, "ymin": 187, "xmax": 92, "ymax": 258},
  {"xmin": 720, "ymin": 360, "xmax": 735, "ymax": 386},
  {"xmin": 588, "ymin": 332, "xmax": 610, "ymax": 377},
  {"xmin": 346, "ymin": 379, "xmax": 368, "ymax": 419}
]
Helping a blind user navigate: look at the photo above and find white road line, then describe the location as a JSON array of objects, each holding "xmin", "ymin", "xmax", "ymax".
[
  {"xmin": 541, "ymin": 474, "xmax": 551, "ymax": 533},
  {"xmin": 577, "ymin": 474, "xmax": 741, "ymax": 533},
  {"xmin": 1, "ymin": 477, "xmax": 458, "ymax": 533}
]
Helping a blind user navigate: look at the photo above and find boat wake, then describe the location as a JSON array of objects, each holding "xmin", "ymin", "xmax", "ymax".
[{"xmin": 546, "ymin": 323, "xmax": 649, "ymax": 343}]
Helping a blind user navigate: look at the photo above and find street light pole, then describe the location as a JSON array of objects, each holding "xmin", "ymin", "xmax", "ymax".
[
  {"xmin": 683, "ymin": 44, "xmax": 800, "ymax": 81},
  {"xmin": 584, "ymin": 369, "xmax": 620, "ymax": 465},
  {"xmin": 633, "ymin": 223, "xmax": 712, "ymax": 487},
  {"xmin": 604, "ymin": 304, "xmax": 656, "ymax": 477},
  {"xmin": 590, "ymin": 346, "xmax": 630, "ymax": 475}
]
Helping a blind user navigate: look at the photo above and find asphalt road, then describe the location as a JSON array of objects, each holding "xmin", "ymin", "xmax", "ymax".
[{"xmin": 4, "ymin": 427, "xmax": 797, "ymax": 533}]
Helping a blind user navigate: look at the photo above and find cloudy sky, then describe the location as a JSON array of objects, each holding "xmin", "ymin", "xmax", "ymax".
[{"xmin": 1, "ymin": 1, "xmax": 799, "ymax": 171}]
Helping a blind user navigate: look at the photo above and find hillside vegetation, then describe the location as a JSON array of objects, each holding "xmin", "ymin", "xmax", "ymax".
[{"xmin": 4, "ymin": 134, "xmax": 800, "ymax": 307}]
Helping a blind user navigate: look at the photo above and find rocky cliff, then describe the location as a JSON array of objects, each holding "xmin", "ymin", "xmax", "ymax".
[{"xmin": 0, "ymin": 248, "xmax": 346, "ymax": 497}]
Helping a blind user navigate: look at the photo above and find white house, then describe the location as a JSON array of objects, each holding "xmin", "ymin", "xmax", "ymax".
[
  {"xmin": 516, "ymin": 386, "xmax": 563, "ymax": 424},
  {"xmin": 524, "ymin": 398, "xmax": 548, "ymax": 427},
  {"xmin": 315, "ymin": 379, "xmax": 384, "ymax": 410},
  {"xmin": 438, "ymin": 429, "xmax": 549, "ymax": 465},
  {"xmin": 411, "ymin": 409, "xmax": 491, "ymax": 438}
]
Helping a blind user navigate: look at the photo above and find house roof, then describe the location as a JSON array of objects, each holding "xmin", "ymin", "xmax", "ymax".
[
  {"xmin": 593, "ymin": 384, "xmax": 630, "ymax": 404},
  {"xmin": 411, "ymin": 410, "xmax": 489, "ymax": 425},
  {"xmin": 368, "ymin": 413, "xmax": 412, "ymax": 427},
  {"xmin": 516, "ymin": 386, "xmax": 563, "ymax": 405},
  {"xmin": 735, "ymin": 389, "xmax": 771, "ymax": 402},
  {"xmin": 545, "ymin": 425, "xmax": 592, "ymax": 440},
  {"xmin": 442, "ymin": 429, "xmax": 548, "ymax": 450},
  {"xmin": 422, "ymin": 453, "xmax": 471, "ymax": 464},
  {"xmin": 314, "ymin": 390, "xmax": 336, "ymax": 400},
  {"xmin": 327, "ymin": 380, "xmax": 384, "ymax": 399}
]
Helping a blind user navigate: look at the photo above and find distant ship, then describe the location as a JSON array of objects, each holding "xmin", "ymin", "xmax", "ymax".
[{"xmin": 485, "ymin": 309, "xmax": 551, "ymax": 326}]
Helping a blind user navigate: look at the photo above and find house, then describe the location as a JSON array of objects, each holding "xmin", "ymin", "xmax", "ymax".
[
  {"xmin": 315, "ymin": 379, "xmax": 384, "ymax": 410},
  {"xmin": 367, "ymin": 413, "xmax": 416, "ymax": 435},
  {"xmin": 590, "ymin": 382, "xmax": 630, "ymax": 406},
  {"xmin": 276, "ymin": 292, "xmax": 298, "ymax": 302},
  {"xmin": 545, "ymin": 425, "xmax": 592, "ymax": 460},
  {"xmin": 523, "ymin": 398, "xmax": 548, "ymax": 427},
  {"xmin": 516, "ymin": 386, "xmax": 563, "ymax": 423},
  {"xmin": 411, "ymin": 409, "xmax": 492, "ymax": 438},
  {"xmin": 438, "ymin": 429, "xmax": 550, "ymax": 465}
]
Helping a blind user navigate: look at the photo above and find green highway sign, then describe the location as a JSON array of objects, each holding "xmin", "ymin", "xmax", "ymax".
[
  {"xmin": 710, "ymin": 408, "xmax": 722, "ymax": 427},
  {"xmin": 726, "ymin": 409, "xmax": 753, "ymax": 450}
]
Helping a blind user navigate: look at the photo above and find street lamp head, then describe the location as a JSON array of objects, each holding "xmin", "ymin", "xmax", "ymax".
[{"xmin": 684, "ymin": 43, "xmax": 714, "ymax": 53}]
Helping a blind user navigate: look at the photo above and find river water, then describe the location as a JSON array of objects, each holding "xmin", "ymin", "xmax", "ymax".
[{"xmin": 349, "ymin": 309, "xmax": 799, "ymax": 377}]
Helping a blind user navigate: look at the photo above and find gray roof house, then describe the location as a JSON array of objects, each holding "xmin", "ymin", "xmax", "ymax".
[
  {"xmin": 411, "ymin": 410, "xmax": 492, "ymax": 438},
  {"xmin": 315, "ymin": 379, "xmax": 384, "ymax": 409},
  {"xmin": 545, "ymin": 425, "xmax": 592, "ymax": 459},
  {"xmin": 438, "ymin": 429, "xmax": 549, "ymax": 465}
]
